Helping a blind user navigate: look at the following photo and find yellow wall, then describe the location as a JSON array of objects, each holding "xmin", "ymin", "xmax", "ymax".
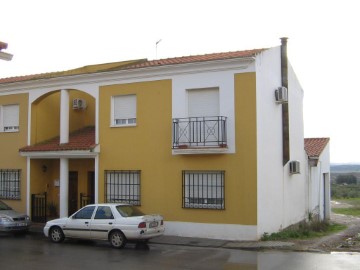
[
  {"xmin": 99, "ymin": 75, "xmax": 257, "ymax": 226},
  {"xmin": 31, "ymin": 90, "xmax": 95, "ymax": 144},
  {"xmin": 0, "ymin": 93, "xmax": 28, "ymax": 213},
  {"xmin": 69, "ymin": 90, "xmax": 95, "ymax": 132}
]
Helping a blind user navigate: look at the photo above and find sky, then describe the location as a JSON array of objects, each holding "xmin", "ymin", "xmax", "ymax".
[{"xmin": 0, "ymin": 0, "xmax": 359, "ymax": 164}]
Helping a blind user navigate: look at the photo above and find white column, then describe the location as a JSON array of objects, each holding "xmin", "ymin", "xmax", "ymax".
[
  {"xmin": 60, "ymin": 89, "xmax": 69, "ymax": 144},
  {"xmin": 26, "ymin": 157, "xmax": 31, "ymax": 216},
  {"xmin": 59, "ymin": 158, "xmax": 69, "ymax": 217},
  {"xmin": 94, "ymin": 156, "xmax": 99, "ymax": 203}
]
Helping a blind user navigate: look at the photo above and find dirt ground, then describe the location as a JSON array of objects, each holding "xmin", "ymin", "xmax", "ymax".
[{"xmin": 288, "ymin": 201, "xmax": 360, "ymax": 252}]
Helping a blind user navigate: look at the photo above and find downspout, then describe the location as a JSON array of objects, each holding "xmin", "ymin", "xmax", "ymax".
[{"xmin": 281, "ymin": 37, "xmax": 290, "ymax": 165}]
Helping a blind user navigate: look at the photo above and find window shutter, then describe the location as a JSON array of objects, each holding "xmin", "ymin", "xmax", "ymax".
[
  {"xmin": 3, "ymin": 105, "xmax": 19, "ymax": 128},
  {"xmin": 188, "ymin": 88, "xmax": 219, "ymax": 117},
  {"xmin": 113, "ymin": 95, "xmax": 136, "ymax": 120}
]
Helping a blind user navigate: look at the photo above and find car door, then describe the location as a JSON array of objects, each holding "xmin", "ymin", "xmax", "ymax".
[
  {"xmin": 90, "ymin": 206, "xmax": 115, "ymax": 240},
  {"xmin": 64, "ymin": 205, "xmax": 95, "ymax": 238}
]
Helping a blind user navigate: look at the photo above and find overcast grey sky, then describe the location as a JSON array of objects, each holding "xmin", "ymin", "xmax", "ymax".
[{"xmin": 1, "ymin": 0, "xmax": 359, "ymax": 163}]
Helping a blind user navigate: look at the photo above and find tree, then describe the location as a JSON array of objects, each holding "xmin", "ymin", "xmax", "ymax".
[{"xmin": 335, "ymin": 174, "xmax": 357, "ymax": 185}]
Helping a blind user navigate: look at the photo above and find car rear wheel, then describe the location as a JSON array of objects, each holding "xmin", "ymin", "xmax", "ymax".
[
  {"xmin": 109, "ymin": 230, "xmax": 127, "ymax": 249},
  {"xmin": 49, "ymin": 226, "xmax": 65, "ymax": 243}
]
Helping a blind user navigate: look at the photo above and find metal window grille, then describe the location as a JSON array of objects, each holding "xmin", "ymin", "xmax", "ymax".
[
  {"xmin": 182, "ymin": 170, "xmax": 225, "ymax": 210},
  {"xmin": 0, "ymin": 169, "xmax": 21, "ymax": 200},
  {"xmin": 105, "ymin": 170, "xmax": 141, "ymax": 205}
]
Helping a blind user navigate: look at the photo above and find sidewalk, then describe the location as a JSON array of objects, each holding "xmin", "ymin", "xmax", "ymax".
[{"xmin": 29, "ymin": 223, "xmax": 295, "ymax": 251}]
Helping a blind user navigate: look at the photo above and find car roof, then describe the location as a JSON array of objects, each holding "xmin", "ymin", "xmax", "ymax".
[{"xmin": 84, "ymin": 203, "xmax": 131, "ymax": 207}]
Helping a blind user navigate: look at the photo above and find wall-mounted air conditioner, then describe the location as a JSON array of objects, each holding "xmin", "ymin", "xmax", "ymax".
[
  {"xmin": 289, "ymin": 160, "xmax": 300, "ymax": 174},
  {"xmin": 275, "ymin": 86, "xmax": 288, "ymax": 103},
  {"xmin": 72, "ymin": 99, "xmax": 87, "ymax": 110}
]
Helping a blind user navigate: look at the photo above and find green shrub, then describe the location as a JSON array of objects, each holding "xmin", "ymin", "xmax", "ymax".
[{"xmin": 261, "ymin": 221, "xmax": 346, "ymax": 241}]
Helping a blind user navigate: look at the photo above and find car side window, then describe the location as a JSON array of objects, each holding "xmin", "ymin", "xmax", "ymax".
[
  {"xmin": 94, "ymin": 206, "xmax": 114, "ymax": 219},
  {"xmin": 72, "ymin": 206, "xmax": 95, "ymax": 219}
]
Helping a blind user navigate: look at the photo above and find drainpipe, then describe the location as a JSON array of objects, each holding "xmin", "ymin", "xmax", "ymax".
[{"xmin": 281, "ymin": 37, "xmax": 290, "ymax": 166}]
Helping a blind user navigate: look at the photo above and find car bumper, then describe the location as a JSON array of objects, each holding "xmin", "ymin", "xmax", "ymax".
[
  {"xmin": 0, "ymin": 222, "xmax": 31, "ymax": 232},
  {"xmin": 125, "ymin": 226, "xmax": 165, "ymax": 240}
]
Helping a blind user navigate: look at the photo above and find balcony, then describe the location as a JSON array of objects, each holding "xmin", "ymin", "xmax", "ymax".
[{"xmin": 172, "ymin": 116, "xmax": 227, "ymax": 154}]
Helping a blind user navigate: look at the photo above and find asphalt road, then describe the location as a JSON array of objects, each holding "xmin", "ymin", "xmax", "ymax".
[{"xmin": 0, "ymin": 233, "xmax": 359, "ymax": 270}]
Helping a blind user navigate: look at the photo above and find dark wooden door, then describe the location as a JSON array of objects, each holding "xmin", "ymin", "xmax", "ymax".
[{"xmin": 68, "ymin": 171, "xmax": 78, "ymax": 216}]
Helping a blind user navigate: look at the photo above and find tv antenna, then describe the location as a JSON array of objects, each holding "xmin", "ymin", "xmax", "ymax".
[{"xmin": 156, "ymin": 39, "xmax": 162, "ymax": 59}]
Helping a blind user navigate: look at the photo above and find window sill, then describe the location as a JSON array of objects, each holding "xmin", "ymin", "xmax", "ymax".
[{"xmin": 110, "ymin": 124, "xmax": 137, "ymax": 128}]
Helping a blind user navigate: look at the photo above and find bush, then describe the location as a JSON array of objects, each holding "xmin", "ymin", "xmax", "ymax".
[{"xmin": 261, "ymin": 221, "xmax": 345, "ymax": 241}]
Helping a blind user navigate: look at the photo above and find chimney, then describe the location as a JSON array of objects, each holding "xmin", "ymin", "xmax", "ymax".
[{"xmin": 280, "ymin": 37, "xmax": 290, "ymax": 166}]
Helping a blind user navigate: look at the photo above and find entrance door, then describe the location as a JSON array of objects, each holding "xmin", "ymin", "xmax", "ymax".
[{"xmin": 68, "ymin": 172, "xmax": 78, "ymax": 216}]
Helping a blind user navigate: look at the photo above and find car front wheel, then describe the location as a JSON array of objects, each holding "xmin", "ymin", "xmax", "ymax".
[
  {"xmin": 49, "ymin": 226, "xmax": 65, "ymax": 243},
  {"xmin": 109, "ymin": 230, "xmax": 127, "ymax": 249}
]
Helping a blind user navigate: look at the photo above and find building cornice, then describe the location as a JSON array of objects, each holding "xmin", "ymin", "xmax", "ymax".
[{"xmin": 0, "ymin": 57, "xmax": 255, "ymax": 94}]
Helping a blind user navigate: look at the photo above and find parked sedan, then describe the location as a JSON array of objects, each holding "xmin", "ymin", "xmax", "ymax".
[
  {"xmin": 44, "ymin": 203, "xmax": 165, "ymax": 248},
  {"xmin": 0, "ymin": 200, "xmax": 31, "ymax": 233}
]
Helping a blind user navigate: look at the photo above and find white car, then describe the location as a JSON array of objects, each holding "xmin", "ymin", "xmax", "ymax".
[{"xmin": 43, "ymin": 203, "xmax": 164, "ymax": 248}]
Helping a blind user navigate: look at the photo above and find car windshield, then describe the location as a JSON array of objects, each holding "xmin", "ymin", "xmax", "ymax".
[
  {"xmin": 116, "ymin": 205, "xmax": 144, "ymax": 217},
  {"xmin": 0, "ymin": 201, "xmax": 12, "ymax": 210}
]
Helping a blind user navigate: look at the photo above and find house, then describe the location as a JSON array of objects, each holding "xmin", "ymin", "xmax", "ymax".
[
  {"xmin": 0, "ymin": 38, "xmax": 330, "ymax": 240},
  {"xmin": 304, "ymin": 137, "xmax": 331, "ymax": 221}
]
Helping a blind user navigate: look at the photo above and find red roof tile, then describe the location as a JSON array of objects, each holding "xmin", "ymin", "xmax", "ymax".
[
  {"xmin": 117, "ymin": 49, "xmax": 265, "ymax": 70},
  {"xmin": 304, "ymin": 138, "xmax": 330, "ymax": 158},
  {"xmin": 0, "ymin": 49, "xmax": 265, "ymax": 84},
  {"xmin": 19, "ymin": 126, "xmax": 95, "ymax": 152}
]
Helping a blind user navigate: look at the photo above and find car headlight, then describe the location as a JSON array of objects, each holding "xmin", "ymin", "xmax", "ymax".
[
  {"xmin": 25, "ymin": 216, "xmax": 30, "ymax": 221},
  {"xmin": 0, "ymin": 217, "xmax": 12, "ymax": 223}
]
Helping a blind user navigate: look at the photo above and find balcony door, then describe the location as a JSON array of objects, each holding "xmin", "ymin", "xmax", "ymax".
[
  {"xmin": 185, "ymin": 88, "xmax": 220, "ymax": 146},
  {"xmin": 188, "ymin": 87, "xmax": 219, "ymax": 117}
]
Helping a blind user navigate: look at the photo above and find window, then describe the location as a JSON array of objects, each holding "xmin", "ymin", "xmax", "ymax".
[
  {"xmin": 105, "ymin": 170, "xmax": 141, "ymax": 205},
  {"xmin": 94, "ymin": 206, "xmax": 114, "ymax": 219},
  {"xmin": 112, "ymin": 95, "xmax": 137, "ymax": 126},
  {"xmin": 188, "ymin": 88, "xmax": 219, "ymax": 117},
  {"xmin": 182, "ymin": 170, "xmax": 225, "ymax": 209},
  {"xmin": 0, "ymin": 104, "xmax": 19, "ymax": 132},
  {"xmin": 73, "ymin": 206, "xmax": 95, "ymax": 219},
  {"xmin": 0, "ymin": 169, "xmax": 21, "ymax": 200}
]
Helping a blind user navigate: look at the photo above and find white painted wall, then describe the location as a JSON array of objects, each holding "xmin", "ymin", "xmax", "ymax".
[
  {"xmin": 255, "ymin": 47, "xmax": 284, "ymax": 237},
  {"xmin": 256, "ymin": 46, "xmax": 308, "ymax": 237},
  {"xmin": 164, "ymin": 221, "xmax": 257, "ymax": 241},
  {"xmin": 307, "ymin": 143, "xmax": 330, "ymax": 220},
  {"xmin": 172, "ymin": 65, "xmax": 255, "ymax": 154},
  {"xmin": 282, "ymin": 63, "xmax": 307, "ymax": 228}
]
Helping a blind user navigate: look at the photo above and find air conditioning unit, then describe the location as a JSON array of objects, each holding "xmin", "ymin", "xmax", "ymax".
[
  {"xmin": 72, "ymin": 99, "xmax": 86, "ymax": 110},
  {"xmin": 275, "ymin": 86, "xmax": 288, "ymax": 103},
  {"xmin": 289, "ymin": 160, "xmax": 300, "ymax": 174}
]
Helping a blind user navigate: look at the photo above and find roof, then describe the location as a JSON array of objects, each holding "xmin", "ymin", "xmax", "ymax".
[
  {"xmin": 0, "ymin": 41, "xmax": 8, "ymax": 50},
  {"xmin": 304, "ymin": 138, "xmax": 330, "ymax": 158},
  {"xmin": 19, "ymin": 126, "xmax": 95, "ymax": 152},
  {"xmin": 0, "ymin": 48, "xmax": 265, "ymax": 84}
]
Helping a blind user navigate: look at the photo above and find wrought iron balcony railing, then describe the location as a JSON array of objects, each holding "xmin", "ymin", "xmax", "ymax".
[{"xmin": 172, "ymin": 116, "xmax": 227, "ymax": 149}]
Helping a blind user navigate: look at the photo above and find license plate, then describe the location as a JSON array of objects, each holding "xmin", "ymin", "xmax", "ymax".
[
  {"xmin": 149, "ymin": 221, "xmax": 158, "ymax": 228},
  {"xmin": 17, "ymin": 223, "xmax": 27, "ymax": 227}
]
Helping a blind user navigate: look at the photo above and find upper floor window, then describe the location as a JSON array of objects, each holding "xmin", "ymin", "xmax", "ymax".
[
  {"xmin": 187, "ymin": 87, "xmax": 219, "ymax": 117},
  {"xmin": 112, "ymin": 95, "xmax": 137, "ymax": 127},
  {"xmin": 0, "ymin": 104, "xmax": 19, "ymax": 132}
]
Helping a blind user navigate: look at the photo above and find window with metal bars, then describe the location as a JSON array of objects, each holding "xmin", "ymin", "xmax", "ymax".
[
  {"xmin": 105, "ymin": 170, "xmax": 141, "ymax": 205},
  {"xmin": 0, "ymin": 169, "xmax": 21, "ymax": 200},
  {"xmin": 182, "ymin": 170, "xmax": 225, "ymax": 209}
]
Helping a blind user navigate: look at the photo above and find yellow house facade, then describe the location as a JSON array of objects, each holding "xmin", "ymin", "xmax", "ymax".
[{"xmin": 0, "ymin": 40, "xmax": 326, "ymax": 240}]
